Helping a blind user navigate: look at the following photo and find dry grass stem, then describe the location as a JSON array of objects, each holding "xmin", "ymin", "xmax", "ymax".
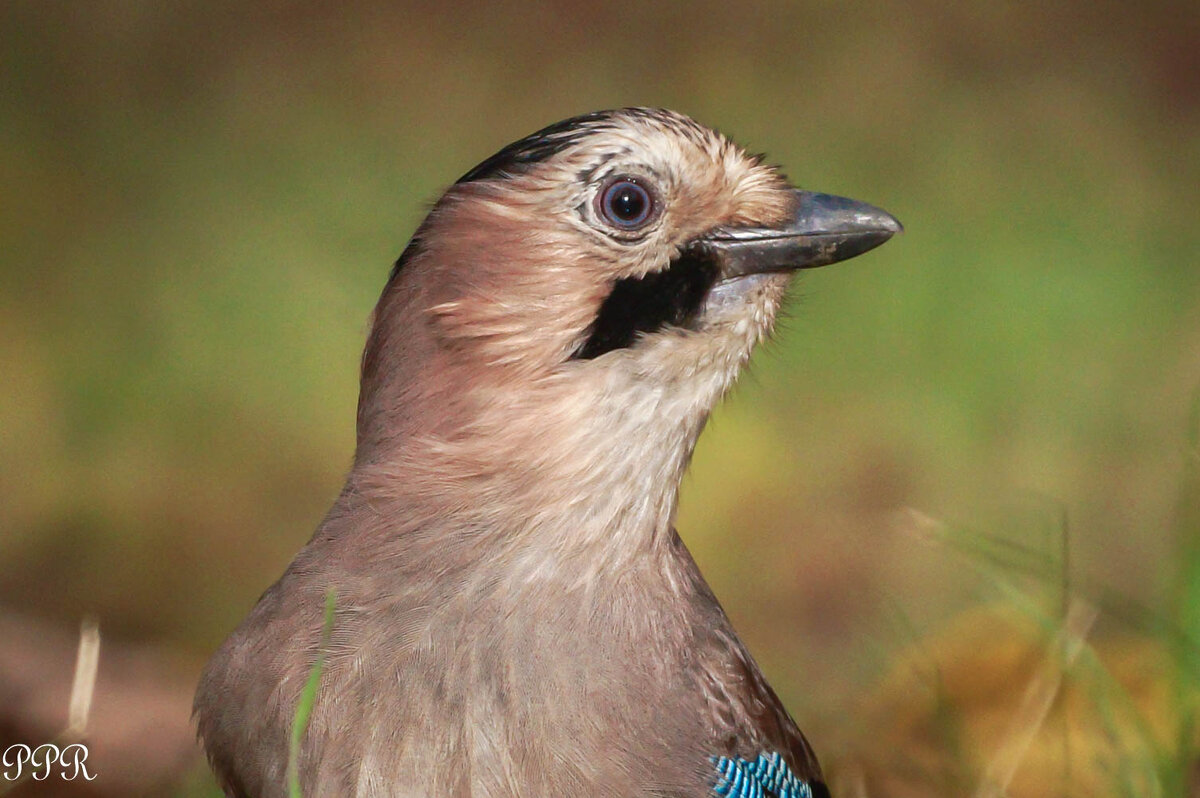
[
  {"xmin": 974, "ymin": 599, "xmax": 1099, "ymax": 798},
  {"xmin": 66, "ymin": 616, "xmax": 100, "ymax": 739}
]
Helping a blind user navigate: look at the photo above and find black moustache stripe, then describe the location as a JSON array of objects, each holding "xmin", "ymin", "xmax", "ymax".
[{"xmin": 574, "ymin": 250, "xmax": 720, "ymax": 360}]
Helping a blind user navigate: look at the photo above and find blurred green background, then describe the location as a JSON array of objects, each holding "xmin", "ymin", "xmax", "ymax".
[{"xmin": 1, "ymin": 1, "xmax": 1198, "ymax": 795}]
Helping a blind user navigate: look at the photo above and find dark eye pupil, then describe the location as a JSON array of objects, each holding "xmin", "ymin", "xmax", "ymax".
[
  {"xmin": 609, "ymin": 185, "xmax": 644, "ymax": 220},
  {"xmin": 602, "ymin": 180, "xmax": 652, "ymax": 227}
]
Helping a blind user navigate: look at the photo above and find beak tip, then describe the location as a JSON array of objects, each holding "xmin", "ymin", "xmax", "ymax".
[{"xmin": 855, "ymin": 204, "xmax": 902, "ymax": 237}]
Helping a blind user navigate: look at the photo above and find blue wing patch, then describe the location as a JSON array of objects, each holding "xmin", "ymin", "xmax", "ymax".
[{"xmin": 711, "ymin": 752, "xmax": 813, "ymax": 798}]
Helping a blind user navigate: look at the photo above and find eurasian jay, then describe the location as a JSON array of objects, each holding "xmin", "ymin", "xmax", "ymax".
[{"xmin": 195, "ymin": 107, "xmax": 901, "ymax": 797}]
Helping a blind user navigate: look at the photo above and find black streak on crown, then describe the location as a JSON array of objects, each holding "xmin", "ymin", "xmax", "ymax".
[
  {"xmin": 455, "ymin": 110, "xmax": 614, "ymax": 184},
  {"xmin": 455, "ymin": 108, "xmax": 676, "ymax": 185},
  {"xmin": 574, "ymin": 249, "xmax": 721, "ymax": 360}
]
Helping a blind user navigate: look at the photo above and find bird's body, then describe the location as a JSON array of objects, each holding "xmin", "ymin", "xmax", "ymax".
[{"xmin": 195, "ymin": 108, "xmax": 899, "ymax": 797}]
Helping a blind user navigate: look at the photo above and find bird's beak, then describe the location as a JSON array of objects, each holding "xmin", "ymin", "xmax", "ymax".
[{"xmin": 695, "ymin": 190, "xmax": 902, "ymax": 280}]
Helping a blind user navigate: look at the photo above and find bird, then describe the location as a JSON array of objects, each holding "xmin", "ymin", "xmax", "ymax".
[{"xmin": 194, "ymin": 107, "xmax": 901, "ymax": 798}]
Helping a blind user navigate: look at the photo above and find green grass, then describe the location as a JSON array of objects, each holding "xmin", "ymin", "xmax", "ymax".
[{"xmin": 287, "ymin": 590, "xmax": 336, "ymax": 798}]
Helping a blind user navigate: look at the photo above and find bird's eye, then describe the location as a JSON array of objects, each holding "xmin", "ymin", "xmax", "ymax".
[{"xmin": 597, "ymin": 177, "xmax": 656, "ymax": 230}]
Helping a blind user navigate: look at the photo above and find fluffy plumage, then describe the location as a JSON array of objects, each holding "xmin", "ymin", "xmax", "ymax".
[{"xmin": 195, "ymin": 108, "xmax": 898, "ymax": 797}]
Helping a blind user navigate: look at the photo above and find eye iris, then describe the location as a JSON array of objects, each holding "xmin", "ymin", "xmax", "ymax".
[{"xmin": 602, "ymin": 180, "xmax": 652, "ymax": 227}]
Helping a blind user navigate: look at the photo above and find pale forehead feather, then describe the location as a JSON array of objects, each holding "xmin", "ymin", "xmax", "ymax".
[{"xmin": 555, "ymin": 112, "xmax": 755, "ymax": 185}]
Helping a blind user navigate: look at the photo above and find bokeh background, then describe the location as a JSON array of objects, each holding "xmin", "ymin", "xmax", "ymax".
[{"xmin": 2, "ymin": 2, "xmax": 1198, "ymax": 795}]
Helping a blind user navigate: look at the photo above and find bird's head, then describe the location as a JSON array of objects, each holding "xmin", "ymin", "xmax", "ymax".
[{"xmin": 355, "ymin": 108, "xmax": 899, "ymax": 523}]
